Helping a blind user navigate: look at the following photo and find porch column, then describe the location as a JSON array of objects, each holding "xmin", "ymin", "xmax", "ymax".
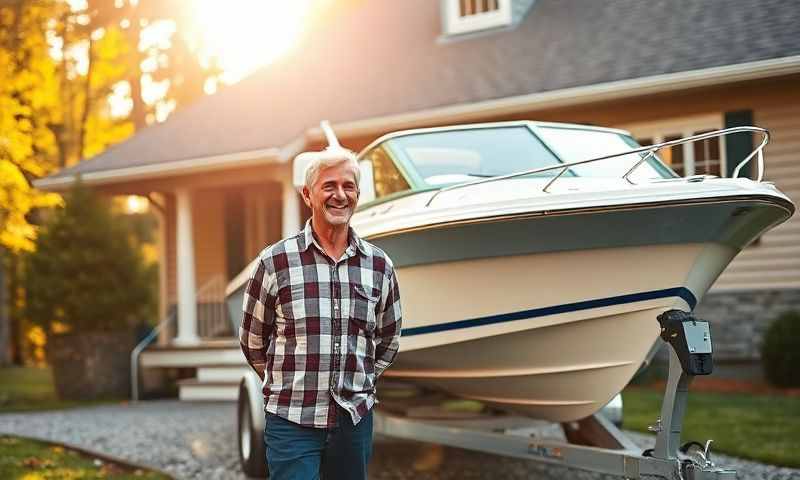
[
  {"xmin": 282, "ymin": 176, "xmax": 301, "ymax": 237},
  {"xmin": 174, "ymin": 188, "xmax": 199, "ymax": 345}
]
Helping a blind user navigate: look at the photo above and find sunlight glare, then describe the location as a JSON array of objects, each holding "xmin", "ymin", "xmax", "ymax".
[
  {"xmin": 125, "ymin": 195, "xmax": 149, "ymax": 214},
  {"xmin": 187, "ymin": 0, "xmax": 313, "ymax": 84}
]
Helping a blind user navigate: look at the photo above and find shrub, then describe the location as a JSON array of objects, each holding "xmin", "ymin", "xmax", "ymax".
[
  {"xmin": 24, "ymin": 181, "xmax": 154, "ymax": 336},
  {"xmin": 761, "ymin": 310, "xmax": 800, "ymax": 388}
]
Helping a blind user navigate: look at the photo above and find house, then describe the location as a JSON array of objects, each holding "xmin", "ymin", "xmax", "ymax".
[{"xmin": 35, "ymin": 0, "xmax": 800, "ymax": 399}]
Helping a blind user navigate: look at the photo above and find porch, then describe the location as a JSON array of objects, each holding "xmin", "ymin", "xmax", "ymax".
[{"xmin": 87, "ymin": 159, "xmax": 307, "ymax": 401}]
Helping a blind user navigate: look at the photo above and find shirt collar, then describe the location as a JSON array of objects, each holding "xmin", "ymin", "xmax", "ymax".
[{"xmin": 299, "ymin": 219, "xmax": 367, "ymax": 257}]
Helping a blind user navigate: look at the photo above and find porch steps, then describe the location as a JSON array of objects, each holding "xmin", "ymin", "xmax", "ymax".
[
  {"xmin": 177, "ymin": 379, "xmax": 240, "ymax": 401},
  {"xmin": 140, "ymin": 339, "xmax": 249, "ymax": 401}
]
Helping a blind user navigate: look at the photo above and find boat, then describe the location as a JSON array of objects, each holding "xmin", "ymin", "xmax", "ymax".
[{"xmin": 225, "ymin": 121, "xmax": 794, "ymax": 423}]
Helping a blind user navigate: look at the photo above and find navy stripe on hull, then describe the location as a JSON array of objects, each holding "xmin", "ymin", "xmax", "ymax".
[{"xmin": 402, "ymin": 287, "xmax": 697, "ymax": 337}]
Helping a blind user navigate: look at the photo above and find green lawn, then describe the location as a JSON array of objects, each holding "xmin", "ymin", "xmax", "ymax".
[
  {"xmin": 0, "ymin": 366, "xmax": 123, "ymax": 413},
  {"xmin": 0, "ymin": 435, "xmax": 171, "ymax": 479},
  {"xmin": 622, "ymin": 386, "xmax": 800, "ymax": 468}
]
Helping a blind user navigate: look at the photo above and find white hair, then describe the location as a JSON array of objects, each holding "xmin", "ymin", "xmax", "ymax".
[{"xmin": 298, "ymin": 147, "xmax": 361, "ymax": 188}]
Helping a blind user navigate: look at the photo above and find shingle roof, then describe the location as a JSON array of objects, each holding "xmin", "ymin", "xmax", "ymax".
[{"xmin": 45, "ymin": 0, "xmax": 800, "ymax": 181}]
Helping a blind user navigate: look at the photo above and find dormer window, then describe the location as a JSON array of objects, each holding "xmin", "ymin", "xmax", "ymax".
[{"xmin": 443, "ymin": 0, "xmax": 513, "ymax": 36}]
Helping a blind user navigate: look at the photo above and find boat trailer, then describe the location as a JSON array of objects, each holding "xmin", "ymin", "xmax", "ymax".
[{"xmin": 238, "ymin": 310, "xmax": 734, "ymax": 479}]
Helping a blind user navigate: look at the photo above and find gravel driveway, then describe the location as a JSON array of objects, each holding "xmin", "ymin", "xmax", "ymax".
[{"xmin": 1, "ymin": 400, "xmax": 798, "ymax": 480}]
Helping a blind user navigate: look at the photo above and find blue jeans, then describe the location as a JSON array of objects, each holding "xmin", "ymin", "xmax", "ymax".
[{"xmin": 264, "ymin": 405, "xmax": 373, "ymax": 480}]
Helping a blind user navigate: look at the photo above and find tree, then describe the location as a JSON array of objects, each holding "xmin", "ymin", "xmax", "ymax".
[
  {"xmin": 24, "ymin": 181, "xmax": 154, "ymax": 336},
  {"xmin": 0, "ymin": 1, "xmax": 64, "ymax": 364},
  {"xmin": 0, "ymin": 1, "xmax": 63, "ymax": 252},
  {"xmin": 23, "ymin": 182, "xmax": 155, "ymax": 398}
]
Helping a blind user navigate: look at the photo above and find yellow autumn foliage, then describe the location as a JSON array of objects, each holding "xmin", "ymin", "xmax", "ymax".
[
  {"xmin": 0, "ymin": 6, "xmax": 137, "ymax": 252},
  {"xmin": 0, "ymin": 4, "xmax": 63, "ymax": 252}
]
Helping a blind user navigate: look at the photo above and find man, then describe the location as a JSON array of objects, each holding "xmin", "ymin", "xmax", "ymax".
[{"xmin": 239, "ymin": 147, "xmax": 402, "ymax": 480}]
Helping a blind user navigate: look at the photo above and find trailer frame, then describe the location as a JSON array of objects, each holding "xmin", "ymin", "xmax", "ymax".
[{"xmin": 237, "ymin": 310, "xmax": 736, "ymax": 479}]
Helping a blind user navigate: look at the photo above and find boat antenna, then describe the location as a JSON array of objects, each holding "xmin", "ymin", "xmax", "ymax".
[{"xmin": 320, "ymin": 120, "xmax": 342, "ymax": 150}]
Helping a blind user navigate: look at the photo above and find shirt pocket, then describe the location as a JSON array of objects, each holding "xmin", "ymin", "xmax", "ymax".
[{"xmin": 350, "ymin": 284, "xmax": 379, "ymax": 334}]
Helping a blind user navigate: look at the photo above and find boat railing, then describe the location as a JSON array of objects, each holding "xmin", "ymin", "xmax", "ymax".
[{"xmin": 425, "ymin": 126, "xmax": 770, "ymax": 207}]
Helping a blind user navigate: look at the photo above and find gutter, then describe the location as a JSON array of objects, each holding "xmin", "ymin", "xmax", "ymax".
[
  {"xmin": 33, "ymin": 145, "xmax": 298, "ymax": 191},
  {"xmin": 36, "ymin": 55, "xmax": 800, "ymax": 190}
]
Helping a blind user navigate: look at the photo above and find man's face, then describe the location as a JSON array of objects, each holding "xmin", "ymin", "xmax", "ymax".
[{"xmin": 302, "ymin": 161, "xmax": 360, "ymax": 229}]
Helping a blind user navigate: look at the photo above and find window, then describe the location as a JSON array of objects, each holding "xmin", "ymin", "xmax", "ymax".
[
  {"xmin": 459, "ymin": 0, "xmax": 501, "ymax": 15},
  {"xmin": 387, "ymin": 126, "xmax": 563, "ymax": 187},
  {"xmin": 620, "ymin": 115, "xmax": 725, "ymax": 177},
  {"xmin": 363, "ymin": 145, "xmax": 411, "ymax": 200},
  {"xmin": 443, "ymin": 0, "xmax": 513, "ymax": 36}
]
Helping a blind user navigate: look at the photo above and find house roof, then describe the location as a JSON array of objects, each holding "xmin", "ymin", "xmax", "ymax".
[{"xmin": 38, "ymin": 0, "xmax": 800, "ymax": 188}]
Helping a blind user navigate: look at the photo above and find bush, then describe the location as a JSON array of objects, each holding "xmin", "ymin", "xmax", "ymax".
[
  {"xmin": 761, "ymin": 310, "xmax": 800, "ymax": 388},
  {"xmin": 24, "ymin": 181, "xmax": 154, "ymax": 335}
]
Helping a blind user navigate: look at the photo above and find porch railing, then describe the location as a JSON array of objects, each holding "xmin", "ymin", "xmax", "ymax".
[{"xmin": 197, "ymin": 274, "xmax": 233, "ymax": 338}]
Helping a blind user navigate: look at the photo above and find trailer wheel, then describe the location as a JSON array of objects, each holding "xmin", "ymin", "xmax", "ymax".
[{"xmin": 238, "ymin": 382, "xmax": 268, "ymax": 478}]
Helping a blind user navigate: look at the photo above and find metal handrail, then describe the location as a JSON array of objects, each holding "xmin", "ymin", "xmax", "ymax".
[
  {"xmin": 130, "ymin": 312, "xmax": 176, "ymax": 402},
  {"xmin": 424, "ymin": 126, "xmax": 769, "ymax": 207}
]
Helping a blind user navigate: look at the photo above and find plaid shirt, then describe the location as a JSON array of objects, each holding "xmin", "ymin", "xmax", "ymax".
[{"xmin": 239, "ymin": 220, "xmax": 402, "ymax": 428}]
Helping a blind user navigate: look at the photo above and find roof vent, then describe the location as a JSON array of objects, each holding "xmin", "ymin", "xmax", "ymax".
[{"xmin": 442, "ymin": 0, "xmax": 513, "ymax": 36}]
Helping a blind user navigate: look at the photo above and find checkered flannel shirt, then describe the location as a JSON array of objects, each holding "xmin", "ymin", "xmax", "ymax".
[{"xmin": 239, "ymin": 220, "xmax": 402, "ymax": 428}]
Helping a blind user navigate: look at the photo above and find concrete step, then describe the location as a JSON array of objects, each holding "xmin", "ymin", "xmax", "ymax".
[
  {"xmin": 197, "ymin": 365, "xmax": 252, "ymax": 382},
  {"xmin": 141, "ymin": 340, "xmax": 247, "ymax": 368},
  {"xmin": 178, "ymin": 379, "xmax": 239, "ymax": 401}
]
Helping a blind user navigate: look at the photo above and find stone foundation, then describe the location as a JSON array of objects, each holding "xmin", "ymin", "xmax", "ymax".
[
  {"xmin": 694, "ymin": 288, "xmax": 800, "ymax": 362},
  {"xmin": 48, "ymin": 331, "xmax": 136, "ymax": 400}
]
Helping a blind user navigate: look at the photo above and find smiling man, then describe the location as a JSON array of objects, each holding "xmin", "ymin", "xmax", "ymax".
[{"xmin": 239, "ymin": 147, "xmax": 402, "ymax": 480}]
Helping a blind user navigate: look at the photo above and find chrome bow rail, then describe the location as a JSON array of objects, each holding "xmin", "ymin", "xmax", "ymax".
[{"xmin": 425, "ymin": 126, "xmax": 769, "ymax": 207}]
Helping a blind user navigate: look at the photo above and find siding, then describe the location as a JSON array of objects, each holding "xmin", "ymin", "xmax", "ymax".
[
  {"xmin": 713, "ymin": 101, "xmax": 800, "ymax": 291},
  {"xmin": 243, "ymin": 182, "xmax": 283, "ymax": 261},
  {"xmin": 192, "ymin": 188, "xmax": 228, "ymax": 290}
]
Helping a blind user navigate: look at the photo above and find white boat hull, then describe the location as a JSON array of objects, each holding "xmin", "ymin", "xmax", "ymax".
[
  {"xmin": 362, "ymin": 195, "xmax": 791, "ymax": 422},
  {"xmin": 382, "ymin": 243, "xmax": 728, "ymax": 421}
]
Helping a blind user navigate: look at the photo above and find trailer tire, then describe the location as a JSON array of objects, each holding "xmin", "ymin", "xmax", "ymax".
[{"xmin": 238, "ymin": 382, "xmax": 268, "ymax": 478}]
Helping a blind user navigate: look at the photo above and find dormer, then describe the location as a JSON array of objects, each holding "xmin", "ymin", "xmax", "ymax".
[{"xmin": 441, "ymin": 0, "xmax": 535, "ymax": 38}]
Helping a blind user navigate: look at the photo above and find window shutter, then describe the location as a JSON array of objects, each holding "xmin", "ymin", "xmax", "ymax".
[{"xmin": 724, "ymin": 110, "xmax": 753, "ymax": 179}]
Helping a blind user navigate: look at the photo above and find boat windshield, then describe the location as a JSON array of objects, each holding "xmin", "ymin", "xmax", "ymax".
[
  {"xmin": 384, "ymin": 125, "xmax": 675, "ymax": 188},
  {"xmin": 385, "ymin": 126, "xmax": 566, "ymax": 187},
  {"xmin": 535, "ymin": 126, "xmax": 676, "ymax": 181}
]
